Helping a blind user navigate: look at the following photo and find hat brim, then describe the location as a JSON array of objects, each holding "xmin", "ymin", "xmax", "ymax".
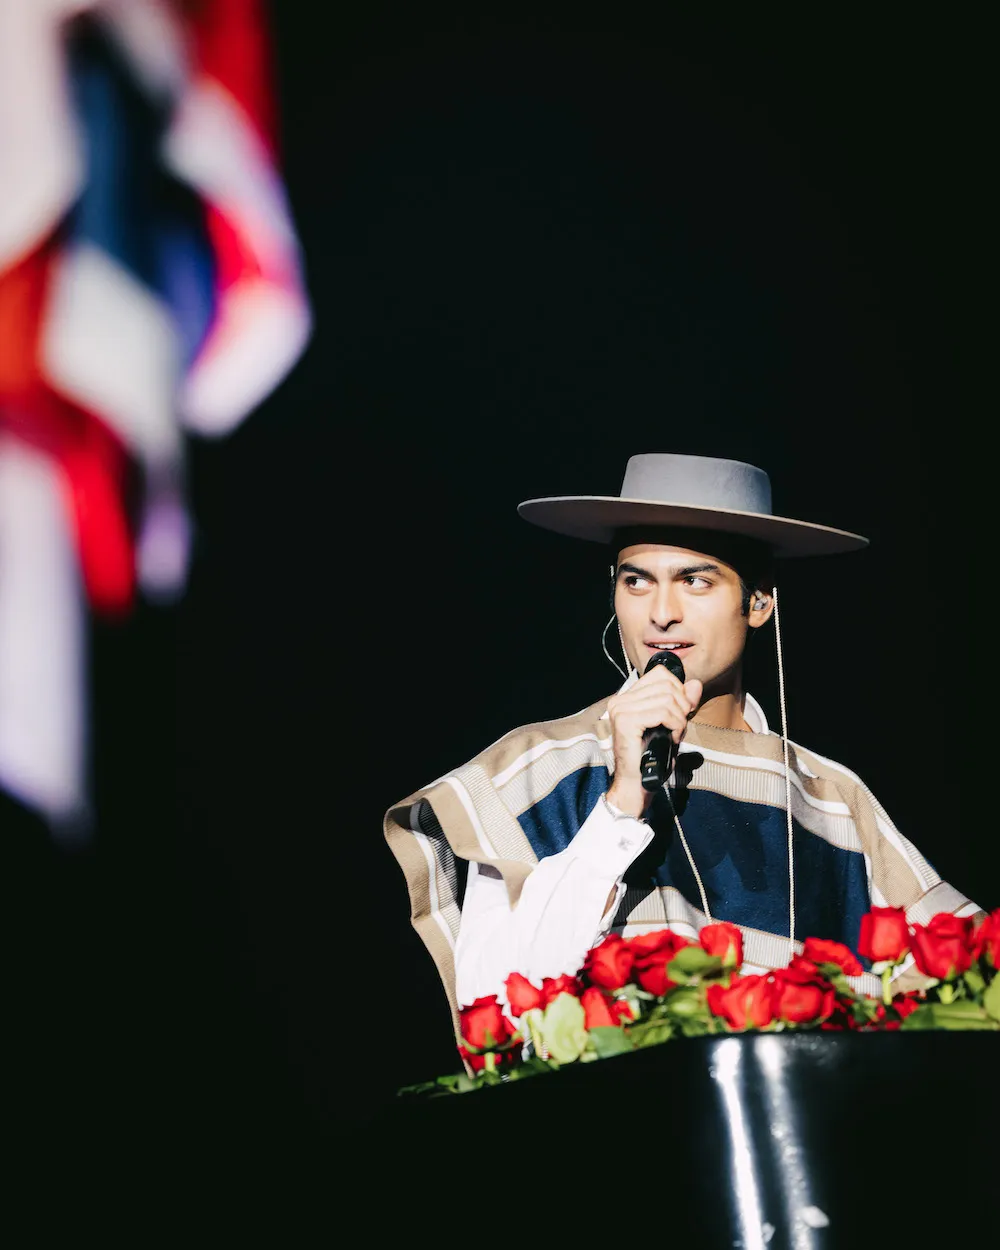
[{"xmin": 516, "ymin": 496, "xmax": 868, "ymax": 557}]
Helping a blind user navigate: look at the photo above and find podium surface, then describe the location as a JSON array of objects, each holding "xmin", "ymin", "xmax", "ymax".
[{"xmin": 369, "ymin": 1032, "xmax": 996, "ymax": 1247}]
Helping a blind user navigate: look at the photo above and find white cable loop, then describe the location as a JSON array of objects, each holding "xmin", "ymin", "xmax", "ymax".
[
  {"xmin": 667, "ymin": 790, "xmax": 713, "ymax": 924},
  {"xmin": 616, "ymin": 618, "xmax": 636, "ymax": 680},
  {"xmin": 771, "ymin": 585, "xmax": 796, "ymax": 958},
  {"xmin": 601, "ymin": 613, "xmax": 629, "ymax": 680}
]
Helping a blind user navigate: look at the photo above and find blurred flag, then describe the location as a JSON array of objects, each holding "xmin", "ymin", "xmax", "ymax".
[{"xmin": 0, "ymin": 0, "xmax": 311, "ymax": 830}]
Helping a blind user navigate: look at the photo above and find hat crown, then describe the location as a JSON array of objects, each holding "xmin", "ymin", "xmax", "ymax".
[{"xmin": 620, "ymin": 454, "xmax": 772, "ymax": 516}]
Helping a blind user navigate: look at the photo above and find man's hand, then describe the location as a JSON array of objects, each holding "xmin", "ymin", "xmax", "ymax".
[{"xmin": 605, "ymin": 666, "xmax": 703, "ymax": 819}]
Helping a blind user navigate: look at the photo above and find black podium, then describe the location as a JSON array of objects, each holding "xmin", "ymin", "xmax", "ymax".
[{"xmin": 363, "ymin": 1033, "xmax": 997, "ymax": 1247}]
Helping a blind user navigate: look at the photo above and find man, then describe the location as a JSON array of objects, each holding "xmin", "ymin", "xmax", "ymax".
[{"xmin": 384, "ymin": 453, "xmax": 980, "ymax": 1031}]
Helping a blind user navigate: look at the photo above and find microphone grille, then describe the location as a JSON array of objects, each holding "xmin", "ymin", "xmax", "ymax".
[{"xmin": 643, "ymin": 650, "xmax": 686, "ymax": 682}]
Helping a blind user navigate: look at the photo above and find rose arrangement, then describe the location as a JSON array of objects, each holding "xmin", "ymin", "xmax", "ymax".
[{"xmin": 404, "ymin": 906, "xmax": 1000, "ymax": 1096}]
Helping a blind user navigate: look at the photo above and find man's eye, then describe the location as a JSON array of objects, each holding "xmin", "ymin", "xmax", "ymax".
[
  {"xmin": 684, "ymin": 576, "xmax": 711, "ymax": 588},
  {"xmin": 623, "ymin": 575, "xmax": 650, "ymax": 589}
]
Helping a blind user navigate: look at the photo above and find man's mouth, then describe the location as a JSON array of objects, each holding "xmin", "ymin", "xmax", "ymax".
[{"xmin": 645, "ymin": 641, "xmax": 693, "ymax": 651}]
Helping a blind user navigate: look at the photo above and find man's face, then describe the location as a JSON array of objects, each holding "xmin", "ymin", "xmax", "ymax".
[{"xmin": 614, "ymin": 541, "xmax": 761, "ymax": 695}]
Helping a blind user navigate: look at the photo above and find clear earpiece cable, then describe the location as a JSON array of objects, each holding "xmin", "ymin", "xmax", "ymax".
[
  {"xmin": 601, "ymin": 614, "xmax": 629, "ymax": 680},
  {"xmin": 772, "ymin": 585, "xmax": 796, "ymax": 958},
  {"xmin": 616, "ymin": 619, "xmax": 636, "ymax": 680}
]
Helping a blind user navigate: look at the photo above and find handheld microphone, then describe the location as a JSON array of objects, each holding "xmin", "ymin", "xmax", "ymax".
[{"xmin": 639, "ymin": 650, "xmax": 686, "ymax": 791}]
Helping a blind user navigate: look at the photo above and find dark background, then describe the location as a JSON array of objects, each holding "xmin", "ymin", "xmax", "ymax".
[{"xmin": 4, "ymin": 3, "xmax": 984, "ymax": 1194}]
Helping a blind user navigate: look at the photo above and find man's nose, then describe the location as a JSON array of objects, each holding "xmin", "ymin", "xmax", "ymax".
[{"xmin": 650, "ymin": 584, "xmax": 681, "ymax": 629}]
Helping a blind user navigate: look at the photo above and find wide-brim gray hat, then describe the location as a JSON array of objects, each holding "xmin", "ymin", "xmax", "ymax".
[{"xmin": 517, "ymin": 453, "xmax": 868, "ymax": 557}]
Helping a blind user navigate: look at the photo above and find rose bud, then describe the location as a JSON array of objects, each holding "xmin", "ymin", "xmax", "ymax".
[
  {"xmin": 910, "ymin": 913, "xmax": 975, "ymax": 980},
  {"xmin": 584, "ymin": 934, "xmax": 635, "ymax": 990},
  {"xmin": 581, "ymin": 986, "xmax": 618, "ymax": 1030},
  {"xmin": 630, "ymin": 928, "xmax": 693, "ymax": 997},
  {"xmin": 802, "ymin": 937, "xmax": 863, "ymax": 977},
  {"xmin": 857, "ymin": 907, "xmax": 911, "ymax": 964},
  {"xmin": 504, "ymin": 972, "xmax": 544, "ymax": 1017},
  {"xmin": 706, "ymin": 974, "xmax": 777, "ymax": 1030},
  {"xmin": 459, "ymin": 995, "xmax": 516, "ymax": 1051},
  {"xmin": 699, "ymin": 922, "xmax": 743, "ymax": 969},
  {"xmin": 539, "ymin": 973, "xmax": 582, "ymax": 1006}
]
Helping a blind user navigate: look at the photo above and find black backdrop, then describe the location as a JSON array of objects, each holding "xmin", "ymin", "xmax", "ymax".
[{"xmin": 4, "ymin": 4, "xmax": 985, "ymax": 1190}]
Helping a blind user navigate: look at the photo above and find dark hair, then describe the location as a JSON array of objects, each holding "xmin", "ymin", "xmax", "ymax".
[{"xmin": 608, "ymin": 526, "xmax": 774, "ymax": 616}]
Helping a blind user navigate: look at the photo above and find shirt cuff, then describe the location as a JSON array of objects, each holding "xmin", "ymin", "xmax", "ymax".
[{"xmin": 567, "ymin": 792, "xmax": 655, "ymax": 877}]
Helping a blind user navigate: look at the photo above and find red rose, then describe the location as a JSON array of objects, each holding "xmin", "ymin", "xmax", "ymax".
[
  {"xmin": 820, "ymin": 1001, "xmax": 860, "ymax": 1031},
  {"xmin": 971, "ymin": 908, "xmax": 1000, "ymax": 968},
  {"xmin": 539, "ymin": 973, "xmax": 582, "ymax": 1005},
  {"xmin": 893, "ymin": 992, "xmax": 922, "ymax": 1020},
  {"xmin": 584, "ymin": 934, "xmax": 635, "ymax": 990},
  {"xmin": 699, "ymin": 922, "xmax": 743, "ymax": 969},
  {"xmin": 802, "ymin": 937, "xmax": 863, "ymax": 977},
  {"xmin": 910, "ymin": 913, "xmax": 975, "ymax": 980},
  {"xmin": 778, "ymin": 954, "xmax": 821, "ymax": 984},
  {"xmin": 459, "ymin": 995, "xmax": 516, "ymax": 1051},
  {"xmin": 706, "ymin": 974, "xmax": 776, "ymax": 1030},
  {"xmin": 630, "ymin": 928, "xmax": 693, "ymax": 997},
  {"xmin": 504, "ymin": 972, "xmax": 544, "ymax": 1017},
  {"xmin": 581, "ymin": 986, "xmax": 619, "ymax": 1030},
  {"xmin": 612, "ymin": 998, "xmax": 635, "ymax": 1024},
  {"xmin": 772, "ymin": 966, "xmax": 836, "ymax": 1024},
  {"xmin": 458, "ymin": 1043, "xmax": 518, "ymax": 1073},
  {"xmin": 857, "ymin": 907, "xmax": 911, "ymax": 963},
  {"xmin": 874, "ymin": 992, "xmax": 923, "ymax": 1031}
]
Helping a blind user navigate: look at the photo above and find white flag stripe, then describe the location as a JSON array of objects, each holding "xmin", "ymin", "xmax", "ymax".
[
  {"xmin": 0, "ymin": 436, "xmax": 85, "ymax": 821},
  {"xmin": 43, "ymin": 242, "xmax": 183, "ymax": 463},
  {"xmin": 163, "ymin": 79, "xmax": 312, "ymax": 435},
  {"xmin": 98, "ymin": 0, "xmax": 189, "ymax": 101},
  {"xmin": 0, "ymin": 0, "xmax": 89, "ymax": 269}
]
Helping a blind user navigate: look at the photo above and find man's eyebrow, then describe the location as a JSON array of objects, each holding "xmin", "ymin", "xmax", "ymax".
[
  {"xmin": 616, "ymin": 561, "xmax": 724, "ymax": 579},
  {"xmin": 674, "ymin": 562, "xmax": 724, "ymax": 578},
  {"xmin": 617, "ymin": 561, "xmax": 656, "ymax": 580}
]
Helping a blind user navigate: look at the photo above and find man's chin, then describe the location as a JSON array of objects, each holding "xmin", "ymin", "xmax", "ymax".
[{"xmin": 698, "ymin": 666, "xmax": 743, "ymax": 703}]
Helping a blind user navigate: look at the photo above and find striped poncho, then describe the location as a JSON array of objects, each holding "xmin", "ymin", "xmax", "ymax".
[{"xmin": 384, "ymin": 690, "xmax": 979, "ymax": 1034}]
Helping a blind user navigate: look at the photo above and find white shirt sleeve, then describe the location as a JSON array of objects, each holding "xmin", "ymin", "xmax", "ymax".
[{"xmin": 453, "ymin": 794, "xmax": 655, "ymax": 1009}]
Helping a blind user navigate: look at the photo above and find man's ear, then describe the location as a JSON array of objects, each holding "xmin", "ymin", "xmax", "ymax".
[{"xmin": 748, "ymin": 590, "xmax": 775, "ymax": 629}]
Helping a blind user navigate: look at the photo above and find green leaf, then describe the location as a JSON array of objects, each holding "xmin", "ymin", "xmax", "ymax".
[
  {"xmin": 983, "ymin": 974, "xmax": 1000, "ymax": 1022},
  {"xmin": 503, "ymin": 1059, "xmax": 552, "ymax": 1084},
  {"xmin": 901, "ymin": 1001, "xmax": 1000, "ymax": 1031},
  {"xmin": 665, "ymin": 986, "xmax": 705, "ymax": 1019},
  {"xmin": 397, "ymin": 1070, "xmax": 482, "ymax": 1097},
  {"xmin": 930, "ymin": 998, "xmax": 991, "ymax": 1018},
  {"xmin": 851, "ymin": 998, "xmax": 880, "ymax": 1024},
  {"xmin": 519, "ymin": 1055, "xmax": 556, "ymax": 1076},
  {"xmin": 540, "ymin": 993, "xmax": 588, "ymax": 1063},
  {"xmin": 963, "ymin": 965, "xmax": 986, "ymax": 997},
  {"xmin": 899, "ymin": 1004, "xmax": 939, "ymax": 1031},
  {"xmin": 667, "ymin": 947, "xmax": 723, "ymax": 980},
  {"xmin": 588, "ymin": 1026, "xmax": 634, "ymax": 1058},
  {"xmin": 814, "ymin": 965, "xmax": 852, "ymax": 994},
  {"xmin": 627, "ymin": 1019, "xmax": 674, "ymax": 1049}
]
